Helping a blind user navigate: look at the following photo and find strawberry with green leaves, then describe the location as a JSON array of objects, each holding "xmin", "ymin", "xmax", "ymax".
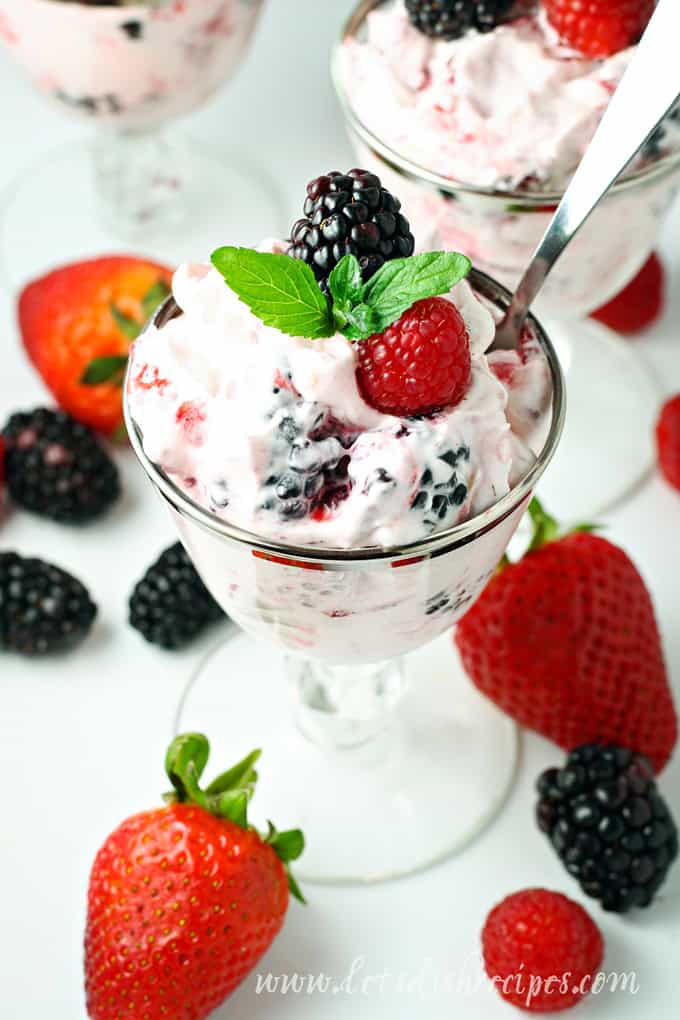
[
  {"xmin": 455, "ymin": 500, "xmax": 677, "ymax": 773},
  {"xmin": 19, "ymin": 256, "xmax": 172, "ymax": 437},
  {"xmin": 84, "ymin": 734, "xmax": 304, "ymax": 1020}
]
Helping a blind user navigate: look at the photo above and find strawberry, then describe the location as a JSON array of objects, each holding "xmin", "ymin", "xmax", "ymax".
[
  {"xmin": 19, "ymin": 256, "xmax": 173, "ymax": 437},
  {"xmin": 591, "ymin": 253, "xmax": 665, "ymax": 336},
  {"xmin": 544, "ymin": 0, "xmax": 655, "ymax": 58},
  {"xmin": 455, "ymin": 499, "xmax": 677, "ymax": 773},
  {"xmin": 656, "ymin": 393, "xmax": 680, "ymax": 492},
  {"xmin": 84, "ymin": 734, "xmax": 304, "ymax": 1020}
]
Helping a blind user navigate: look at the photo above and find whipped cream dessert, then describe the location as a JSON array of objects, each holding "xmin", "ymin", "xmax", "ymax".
[
  {"xmin": 127, "ymin": 245, "xmax": 551, "ymax": 550},
  {"xmin": 340, "ymin": 2, "xmax": 680, "ymax": 192},
  {"xmin": 0, "ymin": 0, "xmax": 264, "ymax": 129},
  {"xmin": 338, "ymin": 2, "xmax": 680, "ymax": 316}
]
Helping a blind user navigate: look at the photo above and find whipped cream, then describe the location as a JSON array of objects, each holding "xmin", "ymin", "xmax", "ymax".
[
  {"xmin": 127, "ymin": 243, "xmax": 551, "ymax": 549},
  {"xmin": 340, "ymin": 3, "xmax": 680, "ymax": 191}
]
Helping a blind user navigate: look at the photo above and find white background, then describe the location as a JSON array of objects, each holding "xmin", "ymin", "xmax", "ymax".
[{"xmin": 1, "ymin": 2, "xmax": 679, "ymax": 1017}]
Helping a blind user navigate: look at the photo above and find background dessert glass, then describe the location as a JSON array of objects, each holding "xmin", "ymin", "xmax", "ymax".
[
  {"xmin": 332, "ymin": 0, "xmax": 680, "ymax": 522},
  {"xmin": 124, "ymin": 268, "xmax": 565, "ymax": 885},
  {"xmin": 0, "ymin": 0, "xmax": 277, "ymax": 290}
]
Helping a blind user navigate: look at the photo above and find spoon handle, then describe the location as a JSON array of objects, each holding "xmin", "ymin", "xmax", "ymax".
[{"xmin": 496, "ymin": 0, "xmax": 680, "ymax": 348}]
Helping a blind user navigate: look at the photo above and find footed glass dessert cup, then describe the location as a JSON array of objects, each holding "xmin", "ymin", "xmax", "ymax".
[
  {"xmin": 125, "ymin": 269, "xmax": 565, "ymax": 884},
  {"xmin": 332, "ymin": 0, "xmax": 680, "ymax": 522},
  {"xmin": 0, "ymin": 0, "xmax": 277, "ymax": 288}
]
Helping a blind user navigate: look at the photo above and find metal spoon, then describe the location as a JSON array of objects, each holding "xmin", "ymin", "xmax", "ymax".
[{"xmin": 492, "ymin": 0, "xmax": 680, "ymax": 351}]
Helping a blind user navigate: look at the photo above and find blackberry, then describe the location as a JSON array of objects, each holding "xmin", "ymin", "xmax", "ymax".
[
  {"xmin": 1, "ymin": 408, "xmax": 120, "ymax": 524},
  {"xmin": 642, "ymin": 104, "xmax": 680, "ymax": 161},
  {"xmin": 129, "ymin": 542, "xmax": 225, "ymax": 650},
  {"xmin": 536, "ymin": 744, "xmax": 678, "ymax": 913},
  {"xmin": 0, "ymin": 552, "xmax": 97, "ymax": 655},
  {"xmin": 287, "ymin": 169, "xmax": 415, "ymax": 294},
  {"xmin": 425, "ymin": 588, "xmax": 473, "ymax": 616},
  {"xmin": 405, "ymin": 0, "xmax": 518, "ymax": 39},
  {"xmin": 410, "ymin": 445, "xmax": 469, "ymax": 530},
  {"xmin": 121, "ymin": 20, "xmax": 143, "ymax": 39},
  {"xmin": 260, "ymin": 404, "xmax": 354, "ymax": 520}
]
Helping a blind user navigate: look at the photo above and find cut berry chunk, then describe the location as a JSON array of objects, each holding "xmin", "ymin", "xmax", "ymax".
[
  {"xmin": 656, "ymin": 394, "xmax": 680, "ymax": 492},
  {"xmin": 536, "ymin": 745, "xmax": 678, "ymax": 912},
  {"xmin": 286, "ymin": 169, "xmax": 415, "ymax": 294},
  {"xmin": 0, "ymin": 551, "xmax": 97, "ymax": 655},
  {"xmin": 544, "ymin": 0, "xmax": 655, "ymax": 58},
  {"xmin": 405, "ymin": 0, "xmax": 518, "ymax": 40},
  {"xmin": 591, "ymin": 253, "xmax": 664, "ymax": 335},
  {"xmin": 410, "ymin": 445, "xmax": 470, "ymax": 530},
  {"xmin": 1, "ymin": 407, "xmax": 120, "ymax": 523},
  {"xmin": 356, "ymin": 296, "xmax": 471, "ymax": 417},
  {"xmin": 482, "ymin": 888, "xmax": 603, "ymax": 1012},
  {"xmin": 259, "ymin": 404, "xmax": 354, "ymax": 521}
]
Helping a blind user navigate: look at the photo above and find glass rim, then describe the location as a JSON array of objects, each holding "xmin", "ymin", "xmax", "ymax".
[
  {"xmin": 123, "ymin": 268, "xmax": 565, "ymax": 565},
  {"xmin": 331, "ymin": 0, "xmax": 680, "ymax": 205}
]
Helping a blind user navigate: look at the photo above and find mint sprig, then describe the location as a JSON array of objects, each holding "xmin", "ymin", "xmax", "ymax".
[
  {"xmin": 211, "ymin": 247, "xmax": 334, "ymax": 340},
  {"xmin": 211, "ymin": 247, "xmax": 471, "ymax": 342}
]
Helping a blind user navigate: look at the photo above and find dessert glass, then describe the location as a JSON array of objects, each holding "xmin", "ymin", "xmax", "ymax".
[
  {"xmin": 124, "ymin": 268, "xmax": 565, "ymax": 884},
  {"xmin": 332, "ymin": 0, "xmax": 680, "ymax": 522},
  {"xmin": 0, "ymin": 0, "xmax": 277, "ymax": 289}
]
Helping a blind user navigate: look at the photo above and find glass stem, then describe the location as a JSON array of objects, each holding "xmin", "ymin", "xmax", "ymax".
[
  {"xmin": 92, "ymin": 125, "xmax": 188, "ymax": 238},
  {"xmin": 286, "ymin": 656, "xmax": 407, "ymax": 751}
]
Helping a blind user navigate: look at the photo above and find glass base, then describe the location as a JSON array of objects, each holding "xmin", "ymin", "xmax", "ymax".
[
  {"xmin": 176, "ymin": 629, "xmax": 518, "ymax": 885},
  {"xmin": 0, "ymin": 137, "xmax": 286, "ymax": 293},
  {"xmin": 537, "ymin": 317, "xmax": 660, "ymax": 523}
]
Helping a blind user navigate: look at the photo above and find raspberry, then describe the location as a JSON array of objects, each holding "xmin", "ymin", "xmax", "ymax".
[
  {"xmin": 537, "ymin": 745, "xmax": 678, "ymax": 913},
  {"xmin": 656, "ymin": 394, "xmax": 680, "ymax": 492},
  {"xmin": 356, "ymin": 297, "xmax": 471, "ymax": 417},
  {"xmin": 482, "ymin": 889, "xmax": 604, "ymax": 1012},
  {"xmin": 591, "ymin": 253, "xmax": 665, "ymax": 335},
  {"xmin": 544, "ymin": 0, "xmax": 655, "ymax": 58}
]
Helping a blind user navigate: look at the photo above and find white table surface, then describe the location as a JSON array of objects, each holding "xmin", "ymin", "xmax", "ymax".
[{"xmin": 1, "ymin": 2, "xmax": 679, "ymax": 1017}]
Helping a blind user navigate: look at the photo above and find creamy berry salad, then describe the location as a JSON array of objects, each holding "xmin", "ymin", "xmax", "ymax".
[
  {"xmin": 128, "ymin": 169, "xmax": 551, "ymax": 550},
  {"xmin": 340, "ymin": 0, "xmax": 680, "ymax": 192},
  {"xmin": 337, "ymin": 2, "xmax": 680, "ymax": 316},
  {"xmin": 0, "ymin": 0, "xmax": 264, "ymax": 129}
]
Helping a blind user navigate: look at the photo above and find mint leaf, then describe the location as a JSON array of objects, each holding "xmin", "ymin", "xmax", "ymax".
[
  {"xmin": 341, "ymin": 303, "xmax": 379, "ymax": 341},
  {"xmin": 80, "ymin": 355, "xmax": 128, "ymax": 386},
  {"xmin": 110, "ymin": 303, "xmax": 142, "ymax": 340},
  {"xmin": 328, "ymin": 254, "xmax": 363, "ymax": 311},
  {"xmin": 211, "ymin": 246, "xmax": 334, "ymax": 340},
  {"xmin": 142, "ymin": 278, "xmax": 171, "ymax": 321},
  {"xmin": 360, "ymin": 251, "xmax": 471, "ymax": 336}
]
